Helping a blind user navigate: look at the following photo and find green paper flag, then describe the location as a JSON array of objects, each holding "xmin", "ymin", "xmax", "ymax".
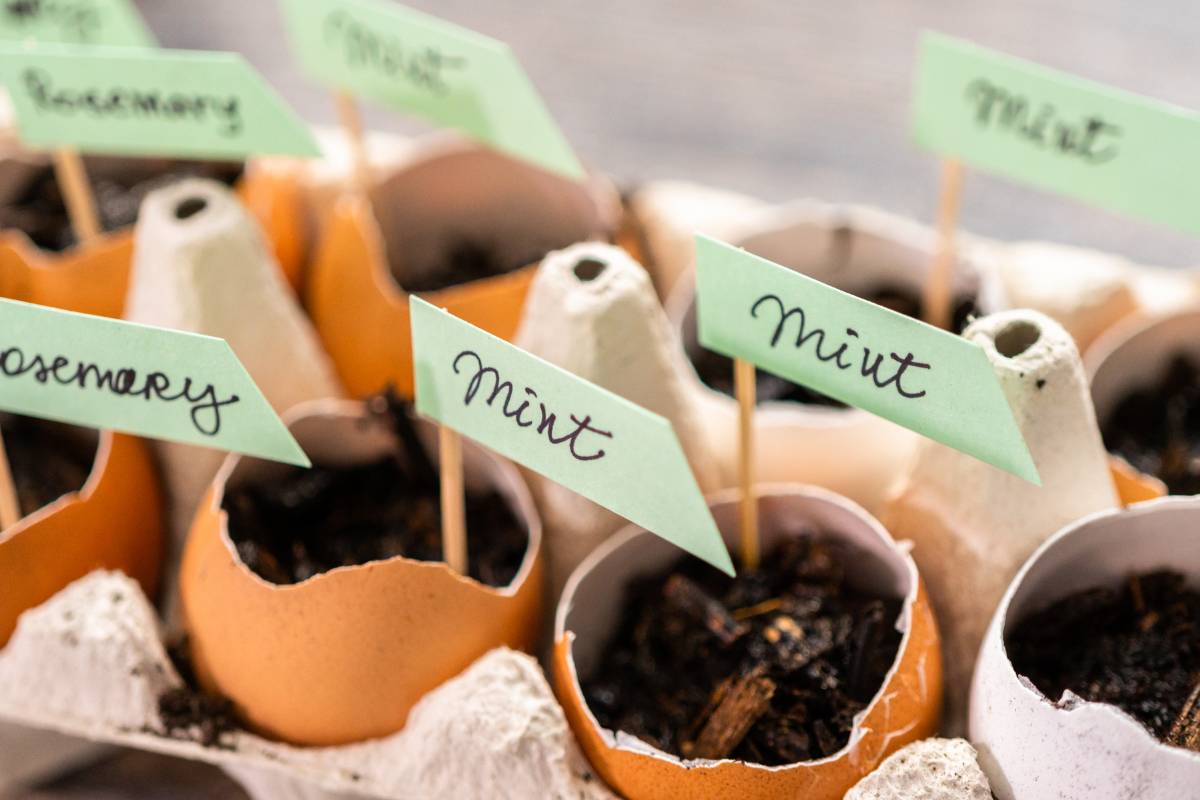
[
  {"xmin": 0, "ymin": 299, "xmax": 309, "ymax": 467},
  {"xmin": 693, "ymin": 235, "xmax": 1039, "ymax": 485},
  {"xmin": 280, "ymin": 0, "xmax": 583, "ymax": 181},
  {"xmin": 0, "ymin": 0, "xmax": 153, "ymax": 47},
  {"xmin": 410, "ymin": 296, "xmax": 734, "ymax": 576},
  {"xmin": 914, "ymin": 31, "xmax": 1200, "ymax": 236},
  {"xmin": 0, "ymin": 44, "xmax": 320, "ymax": 159}
]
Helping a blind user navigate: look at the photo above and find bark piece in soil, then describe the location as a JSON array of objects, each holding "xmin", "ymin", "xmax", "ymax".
[
  {"xmin": 0, "ymin": 413, "xmax": 96, "ymax": 517},
  {"xmin": 581, "ymin": 536, "xmax": 904, "ymax": 766},
  {"xmin": 0, "ymin": 160, "xmax": 242, "ymax": 252},
  {"xmin": 1007, "ymin": 570, "xmax": 1200, "ymax": 748},
  {"xmin": 1102, "ymin": 355, "xmax": 1200, "ymax": 495},
  {"xmin": 223, "ymin": 392, "xmax": 528, "ymax": 588},
  {"xmin": 688, "ymin": 285, "xmax": 978, "ymax": 407}
]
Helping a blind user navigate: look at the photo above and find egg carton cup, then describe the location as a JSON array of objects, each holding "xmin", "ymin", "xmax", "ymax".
[
  {"xmin": 0, "ymin": 570, "xmax": 613, "ymax": 800},
  {"xmin": 970, "ymin": 496, "xmax": 1200, "ymax": 799}
]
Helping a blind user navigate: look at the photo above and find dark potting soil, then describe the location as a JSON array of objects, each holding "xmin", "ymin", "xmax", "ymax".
[
  {"xmin": 1102, "ymin": 355, "xmax": 1200, "ymax": 495},
  {"xmin": 394, "ymin": 237, "xmax": 561, "ymax": 294},
  {"xmin": 158, "ymin": 638, "xmax": 238, "ymax": 748},
  {"xmin": 581, "ymin": 536, "xmax": 904, "ymax": 766},
  {"xmin": 0, "ymin": 413, "xmax": 96, "ymax": 517},
  {"xmin": 0, "ymin": 161, "xmax": 242, "ymax": 252},
  {"xmin": 1007, "ymin": 570, "xmax": 1200, "ymax": 750},
  {"xmin": 690, "ymin": 286, "xmax": 978, "ymax": 407},
  {"xmin": 223, "ymin": 393, "xmax": 528, "ymax": 588}
]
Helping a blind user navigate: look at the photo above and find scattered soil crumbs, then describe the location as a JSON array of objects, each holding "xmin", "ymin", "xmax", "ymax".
[{"xmin": 582, "ymin": 536, "xmax": 904, "ymax": 766}]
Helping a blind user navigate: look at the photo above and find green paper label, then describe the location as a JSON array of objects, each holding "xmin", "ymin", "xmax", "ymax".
[
  {"xmin": 914, "ymin": 31, "xmax": 1200, "ymax": 236},
  {"xmin": 0, "ymin": 0, "xmax": 153, "ymax": 47},
  {"xmin": 280, "ymin": 0, "xmax": 583, "ymax": 181},
  {"xmin": 410, "ymin": 296, "xmax": 734, "ymax": 576},
  {"xmin": 693, "ymin": 235, "xmax": 1039, "ymax": 485},
  {"xmin": 0, "ymin": 43, "xmax": 320, "ymax": 159},
  {"xmin": 0, "ymin": 299, "xmax": 309, "ymax": 467}
]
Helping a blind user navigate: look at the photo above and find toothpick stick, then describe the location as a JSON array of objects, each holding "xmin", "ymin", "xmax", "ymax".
[
  {"xmin": 734, "ymin": 357, "xmax": 759, "ymax": 571},
  {"xmin": 438, "ymin": 424, "xmax": 468, "ymax": 575},
  {"xmin": 334, "ymin": 90, "xmax": 372, "ymax": 196},
  {"xmin": 52, "ymin": 149, "xmax": 101, "ymax": 245},
  {"xmin": 923, "ymin": 158, "xmax": 965, "ymax": 331},
  {"xmin": 0, "ymin": 425, "xmax": 21, "ymax": 531}
]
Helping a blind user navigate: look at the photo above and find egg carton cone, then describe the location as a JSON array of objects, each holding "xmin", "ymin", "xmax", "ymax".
[
  {"xmin": 0, "ymin": 570, "xmax": 615, "ymax": 800},
  {"xmin": 881, "ymin": 310, "xmax": 1120, "ymax": 734},
  {"xmin": 665, "ymin": 199, "xmax": 1007, "ymax": 513},
  {"xmin": 844, "ymin": 737, "xmax": 993, "ymax": 799},
  {"xmin": 622, "ymin": 180, "xmax": 770, "ymax": 300},
  {"xmin": 970, "ymin": 497, "xmax": 1200, "ymax": 800},
  {"xmin": 513, "ymin": 242, "xmax": 722, "ymax": 600},
  {"xmin": 123, "ymin": 178, "xmax": 343, "ymax": 620}
]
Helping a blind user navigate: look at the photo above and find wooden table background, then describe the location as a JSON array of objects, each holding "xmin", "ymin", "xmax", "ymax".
[{"xmin": 9, "ymin": 0, "xmax": 1200, "ymax": 797}]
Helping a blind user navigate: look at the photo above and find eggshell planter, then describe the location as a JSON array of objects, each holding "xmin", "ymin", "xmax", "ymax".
[
  {"xmin": 1087, "ymin": 309, "xmax": 1200, "ymax": 497},
  {"xmin": 0, "ymin": 428, "xmax": 163, "ymax": 648},
  {"xmin": 180, "ymin": 399, "xmax": 544, "ymax": 747},
  {"xmin": 970, "ymin": 497, "xmax": 1200, "ymax": 800},
  {"xmin": 667, "ymin": 201, "xmax": 1006, "ymax": 512},
  {"xmin": 553, "ymin": 485, "xmax": 942, "ymax": 800},
  {"xmin": 305, "ymin": 140, "xmax": 620, "ymax": 399}
]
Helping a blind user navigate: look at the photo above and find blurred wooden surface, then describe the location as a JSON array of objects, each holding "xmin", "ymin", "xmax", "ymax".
[{"xmin": 10, "ymin": 0, "xmax": 1200, "ymax": 797}]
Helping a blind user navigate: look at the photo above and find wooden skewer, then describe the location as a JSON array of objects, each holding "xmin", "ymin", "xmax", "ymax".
[
  {"xmin": 334, "ymin": 90, "xmax": 372, "ymax": 197},
  {"xmin": 923, "ymin": 158, "xmax": 966, "ymax": 331},
  {"xmin": 734, "ymin": 357, "xmax": 759, "ymax": 571},
  {"xmin": 52, "ymin": 148, "xmax": 101, "ymax": 245},
  {"xmin": 438, "ymin": 424, "xmax": 468, "ymax": 575},
  {"xmin": 0, "ymin": 425, "xmax": 21, "ymax": 531}
]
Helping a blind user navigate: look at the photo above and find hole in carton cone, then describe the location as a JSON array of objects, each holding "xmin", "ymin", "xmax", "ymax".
[
  {"xmin": 174, "ymin": 196, "xmax": 209, "ymax": 221},
  {"xmin": 572, "ymin": 258, "xmax": 607, "ymax": 282},
  {"xmin": 995, "ymin": 320, "xmax": 1041, "ymax": 358}
]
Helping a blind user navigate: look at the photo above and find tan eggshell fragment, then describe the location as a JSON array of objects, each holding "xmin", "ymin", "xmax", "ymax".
[
  {"xmin": 1087, "ymin": 309, "xmax": 1200, "ymax": 500},
  {"xmin": 666, "ymin": 201, "xmax": 1007, "ymax": 513},
  {"xmin": 979, "ymin": 239, "xmax": 1140, "ymax": 352},
  {"xmin": 621, "ymin": 180, "xmax": 769, "ymax": 300},
  {"xmin": 970, "ymin": 497, "xmax": 1200, "ymax": 800},
  {"xmin": 554, "ymin": 486, "xmax": 942, "ymax": 800},
  {"xmin": 881, "ymin": 310, "xmax": 1119, "ymax": 734},
  {"xmin": 123, "ymin": 178, "xmax": 343, "ymax": 618},
  {"xmin": 181, "ymin": 400, "xmax": 544, "ymax": 747},
  {"xmin": 514, "ymin": 242, "xmax": 722, "ymax": 598},
  {"xmin": 0, "ymin": 230, "xmax": 133, "ymax": 318},
  {"xmin": 0, "ymin": 430, "xmax": 163, "ymax": 647},
  {"xmin": 305, "ymin": 139, "xmax": 619, "ymax": 399}
]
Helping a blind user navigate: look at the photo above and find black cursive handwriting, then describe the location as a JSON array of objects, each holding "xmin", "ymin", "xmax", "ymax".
[
  {"xmin": 750, "ymin": 294, "xmax": 931, "ymax": 400},
  {"xmin": 965, "ymin": 78, "xmax": 1120, "ymax": 164},
  {"xmin": 5, "ymin": 0, "xmax": 99, "ymax": 42},
  {"xmin": 0, "ymin": 345, "xmax": 240, "ymax": 435},
  {"xmin": 23, "ymin": 68, "xmax": 243, "ymax": 137},
  {"xmin": 452, "ymin": 349, "xmax": 612, "ymax": 461},
  {"xmin": 324, "ymin": 10, "xmax": 467, "ymax": 97}
]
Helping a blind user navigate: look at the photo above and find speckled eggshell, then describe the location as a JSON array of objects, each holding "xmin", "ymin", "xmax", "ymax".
[
  {"xmin": 665, "ymin": 201, "xmax": 1007, "ymax": 513},
  {"xmin": 180, "ymin": 399, "xmax": 544, "ymax": 747},
  {"xmin": 0, "ymin": 430, "xmax": 163, "ymax": 647},
  {"xmin": 554, "ymin": 485, "xmax": 942, "ymax": 800},
  {"xmin": 970, "ymin": 497, "xmax": 1200, "ymax": 800},
  {"xmin": 305, "ymin": 139, "xmax": 619, "ymax": 399}
]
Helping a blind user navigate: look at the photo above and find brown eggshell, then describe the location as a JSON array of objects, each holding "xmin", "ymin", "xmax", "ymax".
[
  {"xmin": 1109, "ymin": 457, "xmax": 1167, "ymax": 506},
  {"xmin": 237, "ymin": 167, "xmax": 307, "ymax": 294},
  {"xmin": 553, "ymin": 485, "xmax": 942, "ymax": 800},
  {"xmin": 180, "ymin": 399, "xmax": 544, "ymax": 747},
  {"xmin": 304, "ymin": 142, "xmax": 618, "ymax": 399},
  {"xmin": 0, "ymin": 429, "xmax": 164, "ymax": 647}
]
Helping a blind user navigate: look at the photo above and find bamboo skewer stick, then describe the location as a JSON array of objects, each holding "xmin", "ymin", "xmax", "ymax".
[
  {"xmin": 438, "ymin": 424, "xmax": 468, "ymax": 575},
  {"xmin": 334, "ymin": 90, "xmax": 372, "ymax": 197},
  {"xmin": 0, "ymin": 425, "xmax": 21, "ymax": 531},
  {"xmin": 52, "ymin": 149, "xmax": 101, "ymax": 245},
  {"xmin": 734, "ymin": 357, "xmax": 759, "ymax": 571},
  {"xmin": 923, "ymin": 158, "xmax": 966, "ymax": 331}
]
